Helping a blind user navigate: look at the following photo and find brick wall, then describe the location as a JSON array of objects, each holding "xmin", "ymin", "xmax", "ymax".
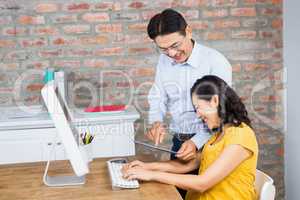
[{"xmin": 0, "ymin": 0, "xmax": 283, "ymax": 199}]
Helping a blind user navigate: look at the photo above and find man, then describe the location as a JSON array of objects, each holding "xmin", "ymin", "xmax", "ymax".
[{"xmin": 146, "ymin": 9, "xmax": 232, "ymax": 161}]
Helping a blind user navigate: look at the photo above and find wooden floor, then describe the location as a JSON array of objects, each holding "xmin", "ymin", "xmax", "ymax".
[{"xmin": 0, "ymin": 156, "xmax": 183, "ymax": 200}]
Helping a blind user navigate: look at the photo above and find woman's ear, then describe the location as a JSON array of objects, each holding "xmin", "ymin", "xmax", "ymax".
[{"xmin": 210, "ymin": 95, "xmax": 219, "ymax": 108}]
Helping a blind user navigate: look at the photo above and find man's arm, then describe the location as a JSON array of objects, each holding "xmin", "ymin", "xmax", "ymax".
[{"xmin": 147, "ymin": 56, "xmax": 168, "ymax": 144}]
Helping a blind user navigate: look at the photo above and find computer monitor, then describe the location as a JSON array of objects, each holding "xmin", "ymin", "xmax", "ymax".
[{"xmin": 41, "ymin": 80, "xmax": 89, "ymax": 187}]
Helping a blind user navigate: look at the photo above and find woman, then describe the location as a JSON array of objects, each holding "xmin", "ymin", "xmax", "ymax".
[{"xmin": 122, "ymin": 75, "xmax": 258, "ymax": 200}]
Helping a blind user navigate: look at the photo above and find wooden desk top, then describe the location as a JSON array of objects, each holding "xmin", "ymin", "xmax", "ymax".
[{"xmin": 0, "ymin": 157, "xmax": 183, "ymax": 200}]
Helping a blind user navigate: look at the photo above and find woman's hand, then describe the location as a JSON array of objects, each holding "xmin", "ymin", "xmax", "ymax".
[
  {"xmin": 121, "ymin": 160, "xmax": 150, "ymax": 172},
  {"xmin": 122, "ymin": 167, "xmax": 156, "ymax": 181},
  {"xmin": 121, "ymin": 160, "xmax": 156, "ymax": 181}
]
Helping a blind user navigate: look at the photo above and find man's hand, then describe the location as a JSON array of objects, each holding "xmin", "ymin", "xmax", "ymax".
[
  {"xmin": 146, "ymin": 121, "xmax": 166, "ymax": 145},
  {"xmin": 176, "ymin": 140, "xmax": 197, "ymax": 161}
]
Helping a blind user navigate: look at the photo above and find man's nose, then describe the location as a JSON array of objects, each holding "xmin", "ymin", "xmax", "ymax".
[{"xmin": 167, "ymin": 49, "xmax": 178, "ymax": 57}]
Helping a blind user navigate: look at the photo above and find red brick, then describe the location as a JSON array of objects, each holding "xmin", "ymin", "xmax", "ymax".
[
  {"xmin": 271, "ymin": 18, "xmax": 283, "ymax": 29},
  {"xmin": 113, "ymin": 34, "xmax": 151, "ymax": 44},
  {"xmin": 128, "ymin": 47, "xmax": 154, "ymax": 55},
  {"xmin": 63, "ymin": 49, "xmax": 92, "ymax": 57},
  {"xmin": 20, "ymin": 38, "xmax": 47, "ymax": 48},
  {"xmin": 35, "ymin": 3, "xmax": 58, "ymax": 13},
  {"xmin": 204, "ymin": 32, "xmax": 226, "ymax": 40},
  {"xmin": 259, "ymin": 95, "xmax": 281, "ymax": 103},
  {"xmin": 244, "ymin": 0, "xmax": 272, "ymax": 4},
  {"xmin": 22, "ymin": 61, "xmax": 50, "ymax": 69},
  {"xmin": 62, "ymin": 25, "xmax": 90, "ymax": 34},
  {"xmin": 202, "ymin": 9, "xmax": 228, "ymax": 18},
  {"xmin": 244, "ymin": 63, "xmax": 268, "ymax": 71},
  {"xmin": 210, "ymin": 0, "xmax": 238, "ymax": 7},
  {"xmin": 232, "ymin": 63, "xmax": 242, "ymax": 72},
  {"xmin": 83, "ymin": 59, "xmax": 109, "ymax": 68},
  {"xmin": 128, "ymin": 23, "xmax": 147, "ymax": 31},
  {"xmin": 114, "ymin": 58, "xmax": 140, "ymax": 67},
  {"xmin": 214, "ymin": 19, "xmax": 240, "ymax": 29},
  {"xmin": 129, "ymin": 67, "xmax": 155, "ymax": 77},
  {"xmin": 231, "ymin": 7, "xmax": 256, "ymax": 17},
  {"xmin": 95, "ymin": 24, "xmax": 122, "ymax": 33},
  {"xmin": 0, "ymin": 63, "xmax": 19, "ymax": 70},
  {"xmin": 2, "ymin": 27, "xmax": 28, "ymax": 36},
  {"xmin": 31, "ymin": 26, "xmax": 59, "ymax": 35},
  {"xmin": 51, "ymin": 35, "xmax": 109, "ymax": 45},
  {"xmin": 232, "ymin": 31, "xmax": 257, "ymax": 39},
  {"xmin": 272, "ymin": 0, "xmax": 282, "ymax": 4},
  {"xmin": 80, "ymin": 36, "xmax": 110, "ymax": 45},
  {"xmin": 53, "ymin": 60, "xmax": 81, "ymax": 68},
  {"xmin": 38, "ymin": 49, "xmax": 62, "ymax": 58},
  {"xmin": 128, "ymin": 2, "xmax": 145, "ymax": 9},
  {"xmin": 179, "ymin": 0, "xmax": 207, "ymax": 7},
  {"xmin": 51, "ymin": 15, "xmax": 78, "ymax": 24},
  {"xmin": 27, "ymin": 83, "xmax": 44, "ymax": 92},
  {"xmin": 65, "ymin": 3, "xmax": 90, "ymax": 12},
  {"xmin": 182, "ymin": 10, "xmax": 199, "ymax": 20},
  {"xmin": 113, "ymin": 13, "xmax": 139, "ymax": 21},
  {"xmin": 190, "ymin": 21, "xmax": 209, "ymax": 30},
  {"xmin": 18, "ymin": 15, "xmax": 45, "ymax": 25},
  {"xmin": 82, "ymin": 13, "xmax": 109, "ymax": 22},
  {"xmin": 259, "ymin": 7, "xmax": 282, "ymax": 16},
  {"xmin": 94, "ymin": 47, "xmax": 123, "ymax": 56},
  {"xmin": 256, "ymin": 52, "xmax": 282, "ymax": 61},
  {"xmin": 259, "ymin": 31, "xmax": 275, "ymax": 39},
  {"xmin": 94, "ymin": 2, "xmax": 121, "ymax": 11}
]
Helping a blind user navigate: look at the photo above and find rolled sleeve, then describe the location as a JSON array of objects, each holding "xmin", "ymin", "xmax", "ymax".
[{"xmin": 191, "ymin": 129, "xmax": 212, "ymax": 150}]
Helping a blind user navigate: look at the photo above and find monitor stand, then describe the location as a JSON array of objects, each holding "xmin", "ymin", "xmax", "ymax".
[{"xmin": 43, "ymin": 143, "xmax": 86, "ymax": 187}]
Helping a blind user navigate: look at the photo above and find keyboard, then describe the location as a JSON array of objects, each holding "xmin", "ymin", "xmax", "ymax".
[{"xmin": 107, "ymin": 158, "xmax": 139, "ymax": 189}]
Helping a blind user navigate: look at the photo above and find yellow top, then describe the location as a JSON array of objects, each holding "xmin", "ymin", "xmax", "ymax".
[{"xmin": 185, "ymin": 123, "xmax": 258, "ymax": 200}]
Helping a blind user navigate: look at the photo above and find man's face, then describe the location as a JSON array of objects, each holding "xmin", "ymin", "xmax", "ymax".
[{"xmin": 154, "ymin": 28, "xmax": 193, "ymax": 63}]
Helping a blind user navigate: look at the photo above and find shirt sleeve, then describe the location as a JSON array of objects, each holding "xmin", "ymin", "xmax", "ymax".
[
  {"xmin": 147, "ymin": 56, "xmax": 168, "ymax": 124},
  {"xmin": 209, "ymin": 49, "xmax": 232, "ymax": 86},
  {"xmin": 224, "ymin": 125, "xmax": 258, "ymax": 155},
  {"xmin": 191, "ymin": 128, "xmax": 212, "ymax": 149}
]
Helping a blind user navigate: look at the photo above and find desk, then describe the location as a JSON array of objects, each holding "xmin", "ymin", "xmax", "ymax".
[{"xmin": 0, "ymin": 157, "xmax": 183, "ymax": 200}]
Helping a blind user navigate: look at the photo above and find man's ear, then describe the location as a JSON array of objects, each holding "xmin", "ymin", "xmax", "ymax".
[
  {"xmin": 210, "ymin": 95, "xmax": 219, "ymax": 108},
  {"xmin": 185, "ymin": 25, "xmax": 192, "ymax": 39}
]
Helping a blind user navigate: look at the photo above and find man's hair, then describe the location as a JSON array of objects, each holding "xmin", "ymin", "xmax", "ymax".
[{"xmin": 147, "ymin": 9, "xmax": 187, "ymax": 40}]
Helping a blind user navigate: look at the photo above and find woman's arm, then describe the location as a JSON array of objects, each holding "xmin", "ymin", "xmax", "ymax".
[
  {"xmin": 149, "ymin": 157, "xmax": 199, "ymax": 173},
  {"xmin": 126, "ymin": 157, "xmax": 200, "ymax": 174},
  {"xmin": 125, "ymin": 144, "xmax": 252, "ymax": 193}
]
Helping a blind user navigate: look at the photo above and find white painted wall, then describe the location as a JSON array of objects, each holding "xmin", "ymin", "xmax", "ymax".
[{"xmin": 285, "ymin": 1, "xmax": 300, "ymax": 199}]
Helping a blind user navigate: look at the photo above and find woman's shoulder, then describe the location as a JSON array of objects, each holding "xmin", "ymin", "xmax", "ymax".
[{"xmin": 225, "ymin": 122, "xmax": 256, "ymax": 140}]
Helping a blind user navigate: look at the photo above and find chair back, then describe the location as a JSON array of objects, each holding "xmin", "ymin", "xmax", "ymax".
[{"xmin": 255, "ymin": 169, "xmax": 276, "ymax": 200}]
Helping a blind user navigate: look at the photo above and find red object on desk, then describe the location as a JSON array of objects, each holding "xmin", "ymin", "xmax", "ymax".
[{"xmin": 84, "ymin": 105, "xmax": 126, "ymax": 112}]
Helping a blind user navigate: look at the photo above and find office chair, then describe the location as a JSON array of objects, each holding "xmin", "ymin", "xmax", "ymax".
[{"xmin": 255, "ymin": 169, "xmax": 276, "ymax": 200}]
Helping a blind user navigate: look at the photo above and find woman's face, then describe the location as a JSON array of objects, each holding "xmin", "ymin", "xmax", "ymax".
[{"xmin": 192, "ymin": 94, "xmax": 220, "ymax": 130}]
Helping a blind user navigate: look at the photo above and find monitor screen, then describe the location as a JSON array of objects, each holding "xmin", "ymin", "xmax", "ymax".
[{"xmin": 41, "ymin": 80, "xmax": 89, "ymax": 178}]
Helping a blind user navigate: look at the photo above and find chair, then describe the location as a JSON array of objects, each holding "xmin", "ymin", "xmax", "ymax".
[{"xmin": 255, "ymin": 169, "xmax": 276, "ymax": 200}]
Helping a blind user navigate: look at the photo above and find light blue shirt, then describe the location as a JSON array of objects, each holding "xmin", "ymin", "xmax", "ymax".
[{"xmin": 148, "ymin": 41, "xmax": 232, "ymax": 149}]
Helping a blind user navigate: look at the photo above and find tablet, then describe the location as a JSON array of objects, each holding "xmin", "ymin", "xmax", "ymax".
[{"xmin": 134, "ymin": 140, "xmax": 177, "ymax": 154}]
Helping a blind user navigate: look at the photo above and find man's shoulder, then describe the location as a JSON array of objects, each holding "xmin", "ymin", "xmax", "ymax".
[{"xmin": 195, "ymin": 42, "xmax": 224, "ymax": 58}]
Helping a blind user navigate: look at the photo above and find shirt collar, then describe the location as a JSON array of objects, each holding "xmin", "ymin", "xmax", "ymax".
[{"xmin": 171, "ymin": 40, "xmax": 200, "ymax": 68}]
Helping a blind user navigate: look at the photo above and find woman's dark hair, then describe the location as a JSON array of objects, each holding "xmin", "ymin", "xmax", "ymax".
[
  {"xmin": 147, "ymin": 9, "xmax": 187, "ymax": 40},
  {"xmin": 191, "ymin": 75, "xmax": 251, "ymax": 127}
]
